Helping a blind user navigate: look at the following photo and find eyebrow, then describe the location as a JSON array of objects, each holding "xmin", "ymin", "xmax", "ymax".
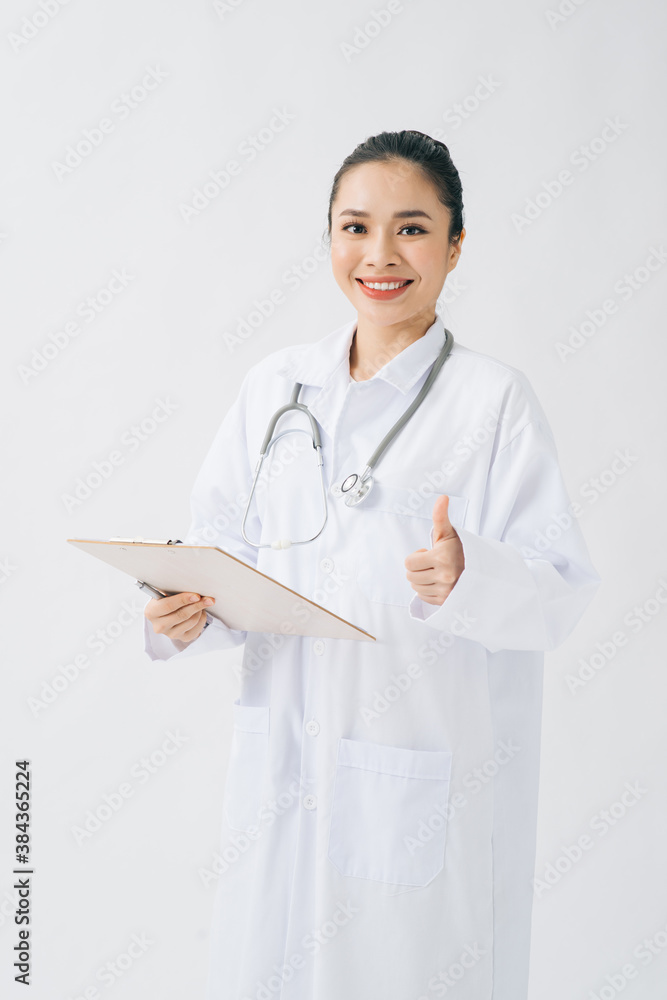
[{"xmin": 337, "ymin": 209, "xmax": 433, "ymax": 220}]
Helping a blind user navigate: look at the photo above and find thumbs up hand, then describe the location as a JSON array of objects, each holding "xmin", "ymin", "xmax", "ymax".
[{"xmin": 404, "ymin": 494, "xmax": 465, "ymax": 605}]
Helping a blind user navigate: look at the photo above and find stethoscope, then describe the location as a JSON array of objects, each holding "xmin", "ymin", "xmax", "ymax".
[{"xmin": 241, "ymin": 327, "xmax": 455, "ymax": 550}]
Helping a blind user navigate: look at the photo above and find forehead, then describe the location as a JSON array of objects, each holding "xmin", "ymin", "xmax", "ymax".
[{"xmin": 335, "ymin": 159, "xmax": 437, "ymax": 204}]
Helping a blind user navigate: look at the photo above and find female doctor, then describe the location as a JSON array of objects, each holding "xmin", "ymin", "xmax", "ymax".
[{"xmin": 144, "ymin": 130, "xmax": 601, "ymax": 1000}]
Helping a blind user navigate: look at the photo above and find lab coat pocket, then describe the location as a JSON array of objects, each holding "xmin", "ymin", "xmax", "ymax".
[
  {"xmin": 223, "ymin": 699, "xmax": 270, "ymax": 833},
  {"xmin": 356, "ymin": 487, "xmax": 468, "ymax": 606},
  {"xmin": 327, "ymin": 737, "xmax": 453, "ymax": 887}
]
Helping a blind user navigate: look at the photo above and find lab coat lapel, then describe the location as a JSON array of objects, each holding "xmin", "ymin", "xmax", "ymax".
[
  {"xmin": 273, "ymin": 312, "xmax": 449, "ymax": 438},
  {"xmin": 274, "ymin": 318, "xmax": 357, "ymax": 438}
]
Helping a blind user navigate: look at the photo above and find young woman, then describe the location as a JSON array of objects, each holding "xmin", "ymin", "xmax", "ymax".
[{"xmin": 144, "ymin": 130, "xmax": 600, "ymax": 1000}]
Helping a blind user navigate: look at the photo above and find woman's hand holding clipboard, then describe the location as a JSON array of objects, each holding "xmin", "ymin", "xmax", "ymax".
[{"xmin": 143, "ymin": 590, "xmax": 216, "ymax": 643}]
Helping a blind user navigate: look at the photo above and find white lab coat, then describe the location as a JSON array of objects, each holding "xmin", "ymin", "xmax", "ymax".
[{"xmin": 143, "ymin": 312, "xmax": 601, "ymax": 1000}]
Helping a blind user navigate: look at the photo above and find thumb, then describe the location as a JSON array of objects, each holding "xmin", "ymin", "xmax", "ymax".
[{"xmin": 432, "ymin": 494, "xmax": 456, "ymax": 545}]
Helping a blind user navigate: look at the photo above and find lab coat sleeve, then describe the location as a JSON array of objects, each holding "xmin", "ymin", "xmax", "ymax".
[
  {"xmin": 143, "ymin": 369, "xmax": 260, "ymax": 663},
  {"xmin": 407, "ymin": 419, "xmax": 602, "ymax": 652}
]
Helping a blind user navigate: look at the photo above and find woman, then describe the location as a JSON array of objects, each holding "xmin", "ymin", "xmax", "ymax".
[{"xmin": 144, "ymin": 130, "xmax": 601, "ymax": 1000}]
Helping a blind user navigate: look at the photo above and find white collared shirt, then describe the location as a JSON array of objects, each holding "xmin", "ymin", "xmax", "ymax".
[{"xmin": 143, "ymin": 312, "xmax": 600, "ymax": 1000}]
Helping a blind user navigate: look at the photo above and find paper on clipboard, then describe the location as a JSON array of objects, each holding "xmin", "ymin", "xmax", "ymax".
[{"xmin": 67, "ymin": 538, "xmax": 375, "ymax": 642}]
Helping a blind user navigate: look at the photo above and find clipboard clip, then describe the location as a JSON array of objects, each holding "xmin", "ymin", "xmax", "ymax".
[{"xmin": 109, "ymin": 537, "xmax": 183, "ymax": 545}]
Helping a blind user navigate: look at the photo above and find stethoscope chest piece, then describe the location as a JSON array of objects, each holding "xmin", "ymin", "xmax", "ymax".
[{"xmin": 340, "ymin": 471, "xmax": 374, "ymax": 507}]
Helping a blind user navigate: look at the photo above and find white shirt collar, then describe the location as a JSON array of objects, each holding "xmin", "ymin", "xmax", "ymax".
[{"xmin": 275, "ymin": 312, "xmax": 449, "ymax": 396}]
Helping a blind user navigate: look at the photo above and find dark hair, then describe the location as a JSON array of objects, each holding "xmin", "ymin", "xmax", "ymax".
[{"xmin": 324, "ymin": 129, "xmax": 465, "ymax": 248}]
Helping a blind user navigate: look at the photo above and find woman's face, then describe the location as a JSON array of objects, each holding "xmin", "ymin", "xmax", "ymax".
[{"xmin": 330, "ymin": 159, "xmax": 464, "ymax": 329}]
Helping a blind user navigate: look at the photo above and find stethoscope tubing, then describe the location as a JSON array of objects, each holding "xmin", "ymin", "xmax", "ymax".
[{"xmin": 241, "ymin": 326, "xmax": 455, "ymax": 547}]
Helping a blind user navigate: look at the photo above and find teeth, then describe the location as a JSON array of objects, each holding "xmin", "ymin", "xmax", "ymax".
[{"xmin": 360, "ymin": 280, "xmax": 410, "ymax": 290}]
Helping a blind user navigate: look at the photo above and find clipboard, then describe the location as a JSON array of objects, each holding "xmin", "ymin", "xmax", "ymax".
[{"xmin": 67, "ymin": 537, "xmax": 375, "ymax": 642}]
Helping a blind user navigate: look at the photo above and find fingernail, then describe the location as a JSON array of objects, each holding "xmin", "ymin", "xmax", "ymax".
[
  {"xmin": 189, "ymin": 594, "xmax": 199, "ymax": 602},
  {"xmin": 203, "ymin": 598, "xmax": 214, "ymax": 605}
]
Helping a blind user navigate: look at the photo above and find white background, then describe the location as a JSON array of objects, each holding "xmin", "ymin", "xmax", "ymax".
[{"xmin": 2, "ymin": 0, "xmax": 666, "ymax": 997}]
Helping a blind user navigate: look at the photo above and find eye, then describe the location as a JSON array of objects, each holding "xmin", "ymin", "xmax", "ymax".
[
  {"xmin": 340, "ymin": 222, "xmax": 427, "ymax": 236},
  {"xmin": 398, "ymin": 224, "xmax": 427, "ymax": 236}
]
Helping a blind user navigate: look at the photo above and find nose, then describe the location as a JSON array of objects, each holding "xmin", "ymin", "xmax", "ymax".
[{"xmin": 363, "ymin": 229, "xmax": 403, "ymax": 267}]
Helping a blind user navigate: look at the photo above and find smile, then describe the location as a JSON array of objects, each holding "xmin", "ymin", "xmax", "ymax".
[
  {"xmin": 357, "ymin": 279, "xmax": 412, "ymax": 290},
  {"xmin": 356, "ymin": 278, "xmax": 414, "ymax": 300}
]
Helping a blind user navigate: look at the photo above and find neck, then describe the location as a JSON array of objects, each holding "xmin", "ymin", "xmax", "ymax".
[{"xmin": 349, "ymin": 309, "xmax": 436, "ymax": 381}]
